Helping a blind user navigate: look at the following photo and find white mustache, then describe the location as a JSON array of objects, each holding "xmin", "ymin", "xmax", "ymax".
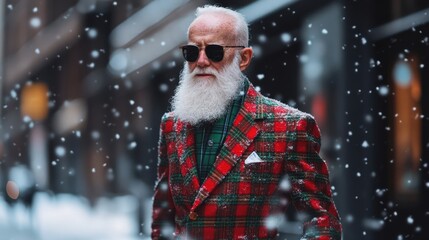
[{"xmin": 191, "ymin": 67, "xmax": 217, "ymax": 77}]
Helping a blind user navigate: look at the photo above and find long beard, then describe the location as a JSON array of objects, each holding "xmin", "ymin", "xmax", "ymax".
[{"xmin": 172, "ymin": 55, "xmax": 245, "ymax": 125}]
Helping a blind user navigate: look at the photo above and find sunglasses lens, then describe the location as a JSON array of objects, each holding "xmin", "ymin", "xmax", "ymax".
[
  {"xmin": 181, "ymin": 45, "xmax": 225, "ymax": 62},
  {"xmin": 206, "ymin": 45, "xmax": 224, "ymax": 62},
  {"xmin": 182, "ymin": 45, "xmax": 199, "ymax": 62}
]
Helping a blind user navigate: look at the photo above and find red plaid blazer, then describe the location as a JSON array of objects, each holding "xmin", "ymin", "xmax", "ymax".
[{"xmin": 152, "ymin": 82, "xmax": 342, "ymax": 239}]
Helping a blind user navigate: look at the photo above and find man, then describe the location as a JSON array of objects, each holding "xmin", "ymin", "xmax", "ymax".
[{"xmin": 152, "ymin": 5, "xmax": 342, "ymax": 240}]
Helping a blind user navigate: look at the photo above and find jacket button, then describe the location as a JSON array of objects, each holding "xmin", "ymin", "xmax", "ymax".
[{"xmin": 189, "ymin": 211, "xmax": 198, "ymax": 220}]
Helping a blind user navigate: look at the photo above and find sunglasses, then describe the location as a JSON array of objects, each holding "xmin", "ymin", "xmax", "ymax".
[{"xmin": 180, "ymin": 44, "xmax": 245, "ymax": 62}]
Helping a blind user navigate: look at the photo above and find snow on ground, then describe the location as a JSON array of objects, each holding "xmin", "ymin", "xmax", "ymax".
[{"xmin": 0, "ymin": 192, "xmax": 150, "ymax": 240}]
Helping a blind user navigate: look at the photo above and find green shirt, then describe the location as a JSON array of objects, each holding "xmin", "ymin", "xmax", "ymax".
[{"xmin": 194, "ymin": 81, "xmax": 248, "ymax": 183}]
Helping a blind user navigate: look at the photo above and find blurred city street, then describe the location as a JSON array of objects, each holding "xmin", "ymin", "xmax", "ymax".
[
  {"xmin": 0, "ymin": 0, "xmax": 428, "ymax": 239},
  {"xmin": 0, "ymin": 192, "xmax": 151, "ymax": 240}
]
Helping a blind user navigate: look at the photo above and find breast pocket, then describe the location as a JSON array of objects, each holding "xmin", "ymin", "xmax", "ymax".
[
  {"xmin": 241, "ymin": 151, "xmax": 282, "ymax": 188},
  {"xmin": 240, "ymin": 160, "xmax": 281, "ymax": 197}
]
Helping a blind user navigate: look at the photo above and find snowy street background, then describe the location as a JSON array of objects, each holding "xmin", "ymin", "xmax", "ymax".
[
  {"xmin": 0, "ymin": 0, "xmax": 428, "ymax": 239},
  {"xmin": 0, "ymin": 192, "xmax": 152, "ymax": 240}
]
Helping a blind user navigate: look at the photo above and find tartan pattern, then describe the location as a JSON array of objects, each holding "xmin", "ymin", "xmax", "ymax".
[
  {"xmin": 152, "ymin": 80, "xmax": 342, "ymax": 239},
  {"xmin": 194, "ymin": 86, "xmax": 246, "ymax": 183}
]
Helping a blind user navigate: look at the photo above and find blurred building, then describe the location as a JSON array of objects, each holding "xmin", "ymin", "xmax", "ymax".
[{"xmin": 0, "ymin": 0, "xmax": 428, "ymax": 239}]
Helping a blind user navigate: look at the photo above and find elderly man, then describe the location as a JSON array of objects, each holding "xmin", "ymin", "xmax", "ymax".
[{"xmin": 151, "ymin": 5, "xmax": 342, "ymax": 240}]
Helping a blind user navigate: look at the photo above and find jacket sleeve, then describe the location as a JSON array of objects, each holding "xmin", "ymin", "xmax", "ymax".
[
  {"xmin": 151, "ymin": 114, "xmax": 176, "ymax": 239},
  {"xmin": 286, "ymin": 115, "xmax": 342, "ymax": 240}
]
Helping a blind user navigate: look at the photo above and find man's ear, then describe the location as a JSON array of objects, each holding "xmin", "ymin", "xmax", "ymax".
[{"xmin": 239, "ymin": 47, "xmax": 253, "ymax": 71}]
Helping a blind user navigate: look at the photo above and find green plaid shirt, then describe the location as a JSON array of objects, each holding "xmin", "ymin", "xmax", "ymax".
[{"xmin": 195, "ymin": 81, "xmax": 248, "ymax": 183}]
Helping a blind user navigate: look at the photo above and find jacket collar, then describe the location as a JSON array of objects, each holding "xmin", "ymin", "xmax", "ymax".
[{"xmin": 174, "ymin": 80, "xmax": 266, "ymax": 211}]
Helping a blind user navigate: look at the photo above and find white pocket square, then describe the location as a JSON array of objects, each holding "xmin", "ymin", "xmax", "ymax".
[{"xmin": 244, "ymin": 151, "xmax": 264, "ymax": 164}]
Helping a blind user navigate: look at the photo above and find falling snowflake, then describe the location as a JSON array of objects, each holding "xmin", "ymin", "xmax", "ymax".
[
  {"xmin": 30, "ymin": 17, "xmax": 41, "ymax": 28},
  {"xmin": 407, "ymin": 216, "xmax": 414, "ymax": 224},
  {"xmin": 91, "ymin": 50, "xmax": 100, "ymax": 58},
  {"xmin": 87, "ymin": 28, "xmax": 98, "ymax": 38},
  {"xmin": 280, "ymin": 33, "xmax": 291, "ymax": 43},
  {"xmin": 128, "ymin": 141, "xmax": 137, "ymax": 149},
  {"xmin": 55, "ymin": 146, "xmax": 66, "ymax": 157},
  {"xmin": 159, "ymin": 83, "xmax": 169, "ymax": 92}
]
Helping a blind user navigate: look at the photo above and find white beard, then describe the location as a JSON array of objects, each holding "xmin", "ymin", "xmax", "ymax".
[{"xmin": 172, "ymin": 54, "xmax": 245, "ymax": 125}]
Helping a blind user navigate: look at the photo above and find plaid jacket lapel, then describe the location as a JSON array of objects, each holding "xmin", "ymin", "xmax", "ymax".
[
  {"xmin": 190, "ymin": 83, "xmax": 264, "ymax": 213},
  {"xmin": 175, "ymin": 119, "xmax": 201, "ymax": 192}
]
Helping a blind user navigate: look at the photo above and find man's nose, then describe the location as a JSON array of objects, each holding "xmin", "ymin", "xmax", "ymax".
[{"xmin": 196, "ymin": 49, "xmax": 210, "ymax": 67}]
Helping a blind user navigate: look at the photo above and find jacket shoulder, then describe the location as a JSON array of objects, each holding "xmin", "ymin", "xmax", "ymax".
[
  {"xmin": 260, "ymin": 95, "xmax": 314, "ymax": 122},
  {"xmin": 259, "ymin": 96, "xmax": 321, "ymax": 141},
  {"xmin": 161, "ymin": 111, "xmax": 176, "ymax": 122},
  {"xmin": 159, "ymin": 111, "xmax": 177, "ymax": 133}
]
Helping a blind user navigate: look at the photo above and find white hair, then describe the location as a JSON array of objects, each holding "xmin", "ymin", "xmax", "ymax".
[{"xmin": 190, "ymin": 5, "xmax": 249, "ymax": 46}]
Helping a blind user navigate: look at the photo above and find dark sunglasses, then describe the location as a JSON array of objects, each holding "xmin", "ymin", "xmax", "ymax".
[{"xmin": 180, "ymin": 44, "xmax": 245, "ymax": 62}]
